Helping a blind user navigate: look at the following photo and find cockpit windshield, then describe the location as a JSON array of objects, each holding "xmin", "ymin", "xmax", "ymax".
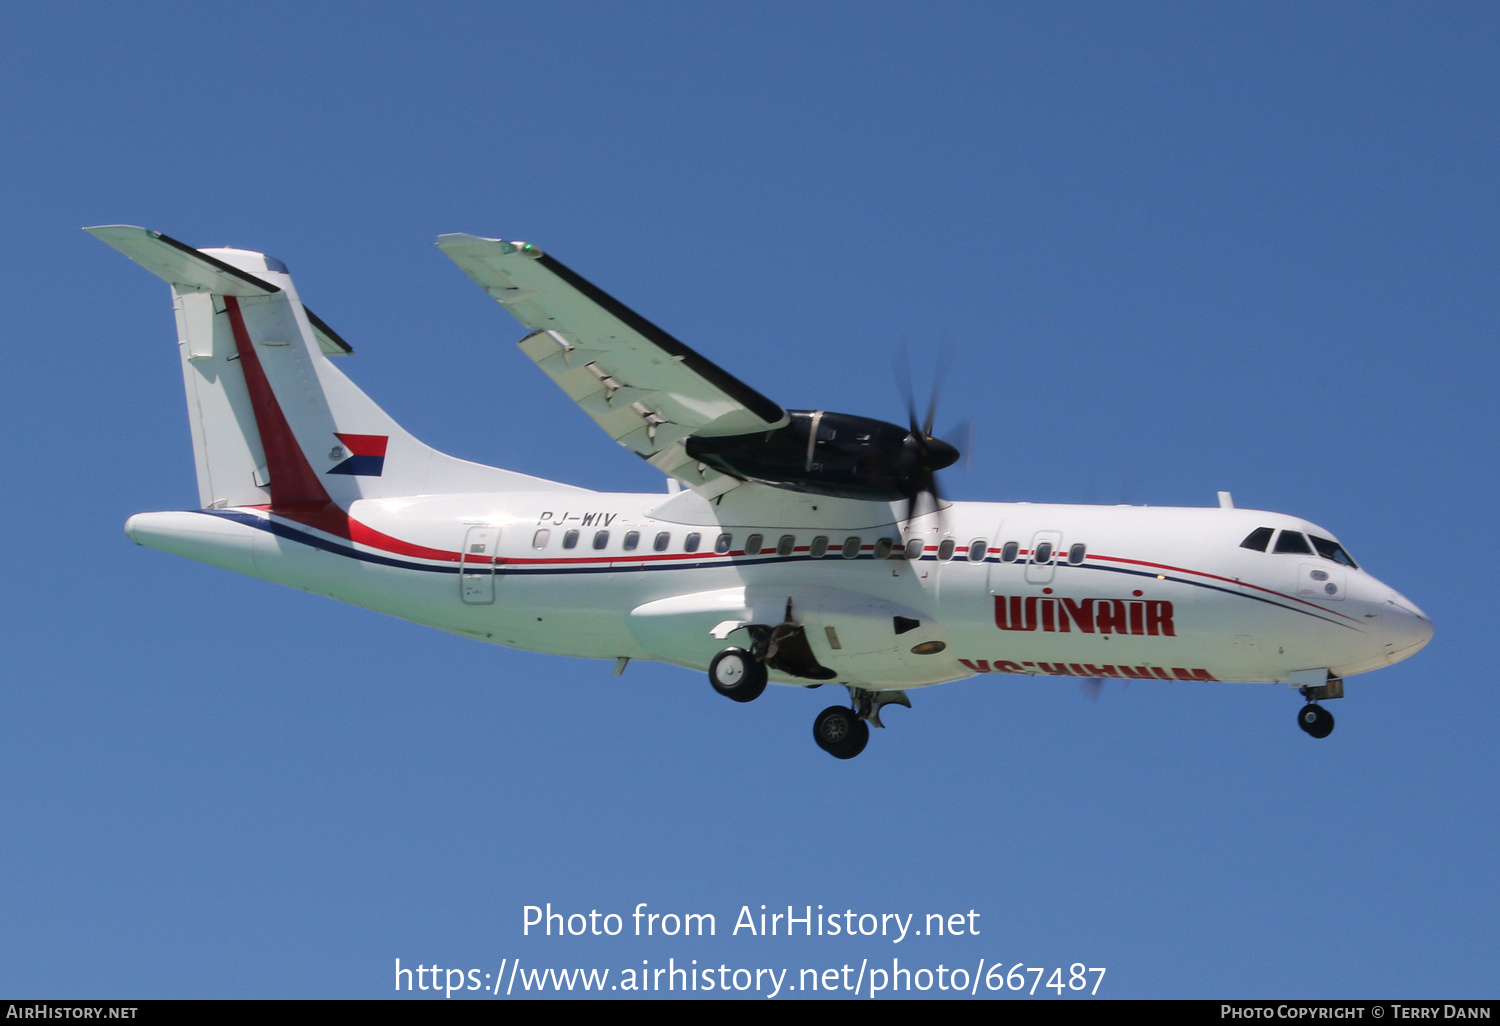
[
  {"xmin": 1273, "ymin": 530, "xmax": 1313, "ymax": 555},
  {"xmin": 1241, "ymin": 526, "xmax": 1361, "ymax": 569},
  {"xmin": 1310, "ymin": 535, "xmax": 1359, "ymax": 569},
  {"xmin": 1240, "ymin": 527, "xmax": 1273, "ymax": 552}
]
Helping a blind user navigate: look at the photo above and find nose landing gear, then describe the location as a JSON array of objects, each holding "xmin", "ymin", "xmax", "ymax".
[
  {"xmin": 1295, "ymin": 677, "xmax": 1342, "ymax": 739},
  {"xmin": 1297, "ymin": 702, "xmax": 1335, "ymax": 739}
]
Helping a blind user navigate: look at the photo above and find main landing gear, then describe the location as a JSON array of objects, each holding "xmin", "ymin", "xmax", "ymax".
[
  {"xmin": 705, "ymin": 601, "xmax": 832, "ymax": 705},
  {"xmin": 708, "ymin": 647, "xmax": 767, "ymax": 703},
  {"xmin": 706, "ymin": 640, "xmax": 909, "ymax": 759}
]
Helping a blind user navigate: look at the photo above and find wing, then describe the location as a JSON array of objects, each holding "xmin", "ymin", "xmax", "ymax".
[{"xmin": 437, "ymin": 234, "xmax": 786, "ymax": 496}]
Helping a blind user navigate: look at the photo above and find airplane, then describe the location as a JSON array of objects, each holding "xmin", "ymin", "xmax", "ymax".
[{"xmin": 88, "ymin": 225, "xmax": 1434, "ymax": 759}]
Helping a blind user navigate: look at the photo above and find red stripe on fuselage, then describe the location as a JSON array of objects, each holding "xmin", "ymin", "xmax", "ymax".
[{"xmin": 1090, "ymin": 552, "xmax": 1362, "ymax": 623}]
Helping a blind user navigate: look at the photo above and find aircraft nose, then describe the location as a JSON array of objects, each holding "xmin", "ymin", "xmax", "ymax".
[{"xmin": 1380, "ymin": 591, "xmax": 1433, "ymax": 664}]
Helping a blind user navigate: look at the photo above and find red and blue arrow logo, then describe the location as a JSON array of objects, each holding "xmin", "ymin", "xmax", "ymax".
[{"xmin": 327, "ymin": 433, "xmax": 387, "ymax": 476}]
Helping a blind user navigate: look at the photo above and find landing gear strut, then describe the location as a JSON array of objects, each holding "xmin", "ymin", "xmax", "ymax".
[
  {"xmin": 708, "ymin": 647, "xmax": 767, "ymax": 703},
  {"xmin": 1296, "ymin": 680, "xmax": 1340, "ymax": 739}
]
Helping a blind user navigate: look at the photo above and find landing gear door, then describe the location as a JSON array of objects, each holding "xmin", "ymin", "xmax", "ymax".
[
  {"xmin": 1024, "ymin": 529, "xmax": 1062, "ymax": 585},
  {"xmin": 460, "ymin": 525, "xmax": 499, "ymax": 605}
]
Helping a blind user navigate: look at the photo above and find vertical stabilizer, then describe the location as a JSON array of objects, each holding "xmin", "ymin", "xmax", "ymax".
[{"xmin": 88, "ymin": 226, "xmax": 583, "ymax": 511}]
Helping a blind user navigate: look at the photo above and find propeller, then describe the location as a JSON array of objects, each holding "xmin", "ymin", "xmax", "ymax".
[
  {"xmin": 893, "ymin": 344, "xmax": 962, "ymax": 528},
  {"xmin": 1080, "ymin": 471, "xmax": 1139, "ymax": 702}
]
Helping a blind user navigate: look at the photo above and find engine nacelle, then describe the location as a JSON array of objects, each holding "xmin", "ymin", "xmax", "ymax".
[{"xmin": 685, "ymin": 410, "xmax": 958, "ymax": 501}]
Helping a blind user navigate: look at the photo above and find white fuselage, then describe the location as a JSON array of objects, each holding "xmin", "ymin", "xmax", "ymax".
[{"xmin": 124, "ymin": 484, "xmax": 1433, "ymax": 692}]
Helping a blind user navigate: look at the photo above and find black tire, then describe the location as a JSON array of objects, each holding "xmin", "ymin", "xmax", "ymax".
[
  {"xmin": 1297, "ymin": 703, "xmax": 1335, "ymax": 739},
  {"xmin": 709, "ymin": 647, "xmax": 767, "ymax": 703},
  {"xmin": 813, "ymin": 705, "xmax": 870, "ymax": 759}
]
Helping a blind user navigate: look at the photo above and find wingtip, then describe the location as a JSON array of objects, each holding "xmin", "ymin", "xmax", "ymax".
[
  {"xmin": 435, "ymin": 234, "xmax": 543, "ymax": 258},
  {"xmin": 435, "ymin": 232, "xmax": 496, "ymax": 247},
  {"xmin": 83, "ymin": 224, "xmax": 148, "ymax": 241}
]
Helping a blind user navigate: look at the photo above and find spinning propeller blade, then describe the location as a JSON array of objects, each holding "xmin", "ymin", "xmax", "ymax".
[{"xmin": 893, "ymin": 344, "xmax": 962, "ymax": 529}]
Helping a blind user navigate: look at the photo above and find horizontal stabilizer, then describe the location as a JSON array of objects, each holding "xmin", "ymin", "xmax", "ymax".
[
  {"xmin": 304, "ymin": 306, "xmax": 354, "ymax": 356},
  {"xmin": 89, "ymin": 226, "xmax": 351, "ymax": 356},
  {"xmin": 85, "ymin": 225, "xmax": 280, "ymax": 296}
]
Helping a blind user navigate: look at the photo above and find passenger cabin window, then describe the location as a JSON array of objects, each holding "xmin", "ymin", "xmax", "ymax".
[
  {"xmin": 1240, "ymin": 527, "xmax": 1274, "ymax": 552},
  {"xmin": 905, "ymin": 539, "xmax": 924, "ymax": 560},
  {"xmin": 1310, "ymin": 535, "xmax": 1359, "ymax": 568},
  {"xmin": 874, "ymin": 538, "xmax": 893, "ymax": 559},
  {"xmin": 1033, "ymin": 541, "xmax": 1054, "ymax": 564},
  {"xmin": 715, "ymin": 533, "xmax": 732, "ymax": 554},
  {"xmin": 968, "ymin": 540, "xmax": 987, "ymax": 562},
  {"xmin": 842, "ymin": 536, "xmax": 861, "ymax": 559},
  {"xmin": 1001, "ymin": 541, "xmax": 1020, "ymax": 563},
  {"xmin": 532, "ymin": 529, "xmax": 550, "ymax": 549},
  {"xmin": 1273, "ymin": 530, "xmax": 1313, "ymax": 555},
  {"xmin": 653, "ymin": 531, "xmax": 671, "ymax": 552},
  {"xmin": 1068, "ymin": 543, "xmax": 1086, "ymax": 564},
  {"xmin": 811, "ymin": 535, "xmax": 829, "ymax": 557},
  {"xmin": 623, "ymin": 531, "xmax": 640, "ymax": 551},
  {"xmin": 684, "ymin": 532, "xmax": 701, "ymax": 553},
  {"xmin": 745, "ymin": 533, "xmax": 764, "ymax": 554},
  {"xmin": 593, "ymin": 530, "xmax": 609, "ymax": 550},
  {"xmin": 778, "ymin": 535, "xmax": 795, "ymax": 556},
  {"xmin": 938, "ymin": 539, "xmax": 956, "ymax": 561},
  {"xmin": 563, "ymin": 529, "xmax": 579, "ymax": 549}
]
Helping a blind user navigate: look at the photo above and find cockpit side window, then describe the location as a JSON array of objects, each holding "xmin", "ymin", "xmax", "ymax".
[
  {"xmin": 1273, "ymin": 530, "xmax": 1313, "ymax": 555},
  {"xmin": 1310, "ymin": 535, "xmax": 1359, "ymax": 569},
  {"xmin": 1240, "ymin": 527, "xmax": 1274, "ymax": 552}
]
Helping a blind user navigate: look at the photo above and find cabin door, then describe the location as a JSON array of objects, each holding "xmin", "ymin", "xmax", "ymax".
[{"xmin": 460, "ymin": 525, "xmax": 500, "ymax": 604}]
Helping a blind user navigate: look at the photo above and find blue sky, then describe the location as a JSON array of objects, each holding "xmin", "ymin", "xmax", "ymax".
[{"xmin": 1, "ymin": 2, "xmax": 1495, "ymax": 999}]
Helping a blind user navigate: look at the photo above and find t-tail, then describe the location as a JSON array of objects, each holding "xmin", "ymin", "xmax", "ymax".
[
  {"xmin": 90, "ymin": 226, "xmax": 579, "ymax": 585},
  {"xmin": 89, "ymin": 225, "xmax": 562, "ymax": 512}
]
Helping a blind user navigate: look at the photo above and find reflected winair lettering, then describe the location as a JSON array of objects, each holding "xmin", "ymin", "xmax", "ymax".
[
  {"xmin": 958, "ymin": 658, "xmax": 1219, "ymax": 682},
  {"xmin": 994, "ymin": 596, "xmax": 1176, "ymax": 637}
]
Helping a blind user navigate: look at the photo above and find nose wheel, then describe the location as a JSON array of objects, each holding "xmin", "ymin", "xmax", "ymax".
[
  {"xmin": 708, "ymin": 647, "xmax": 767, "ymax": 703},
  {"xmin": 1297, "ymin": 702, "xmax": 1335, "ymax": 739}
]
